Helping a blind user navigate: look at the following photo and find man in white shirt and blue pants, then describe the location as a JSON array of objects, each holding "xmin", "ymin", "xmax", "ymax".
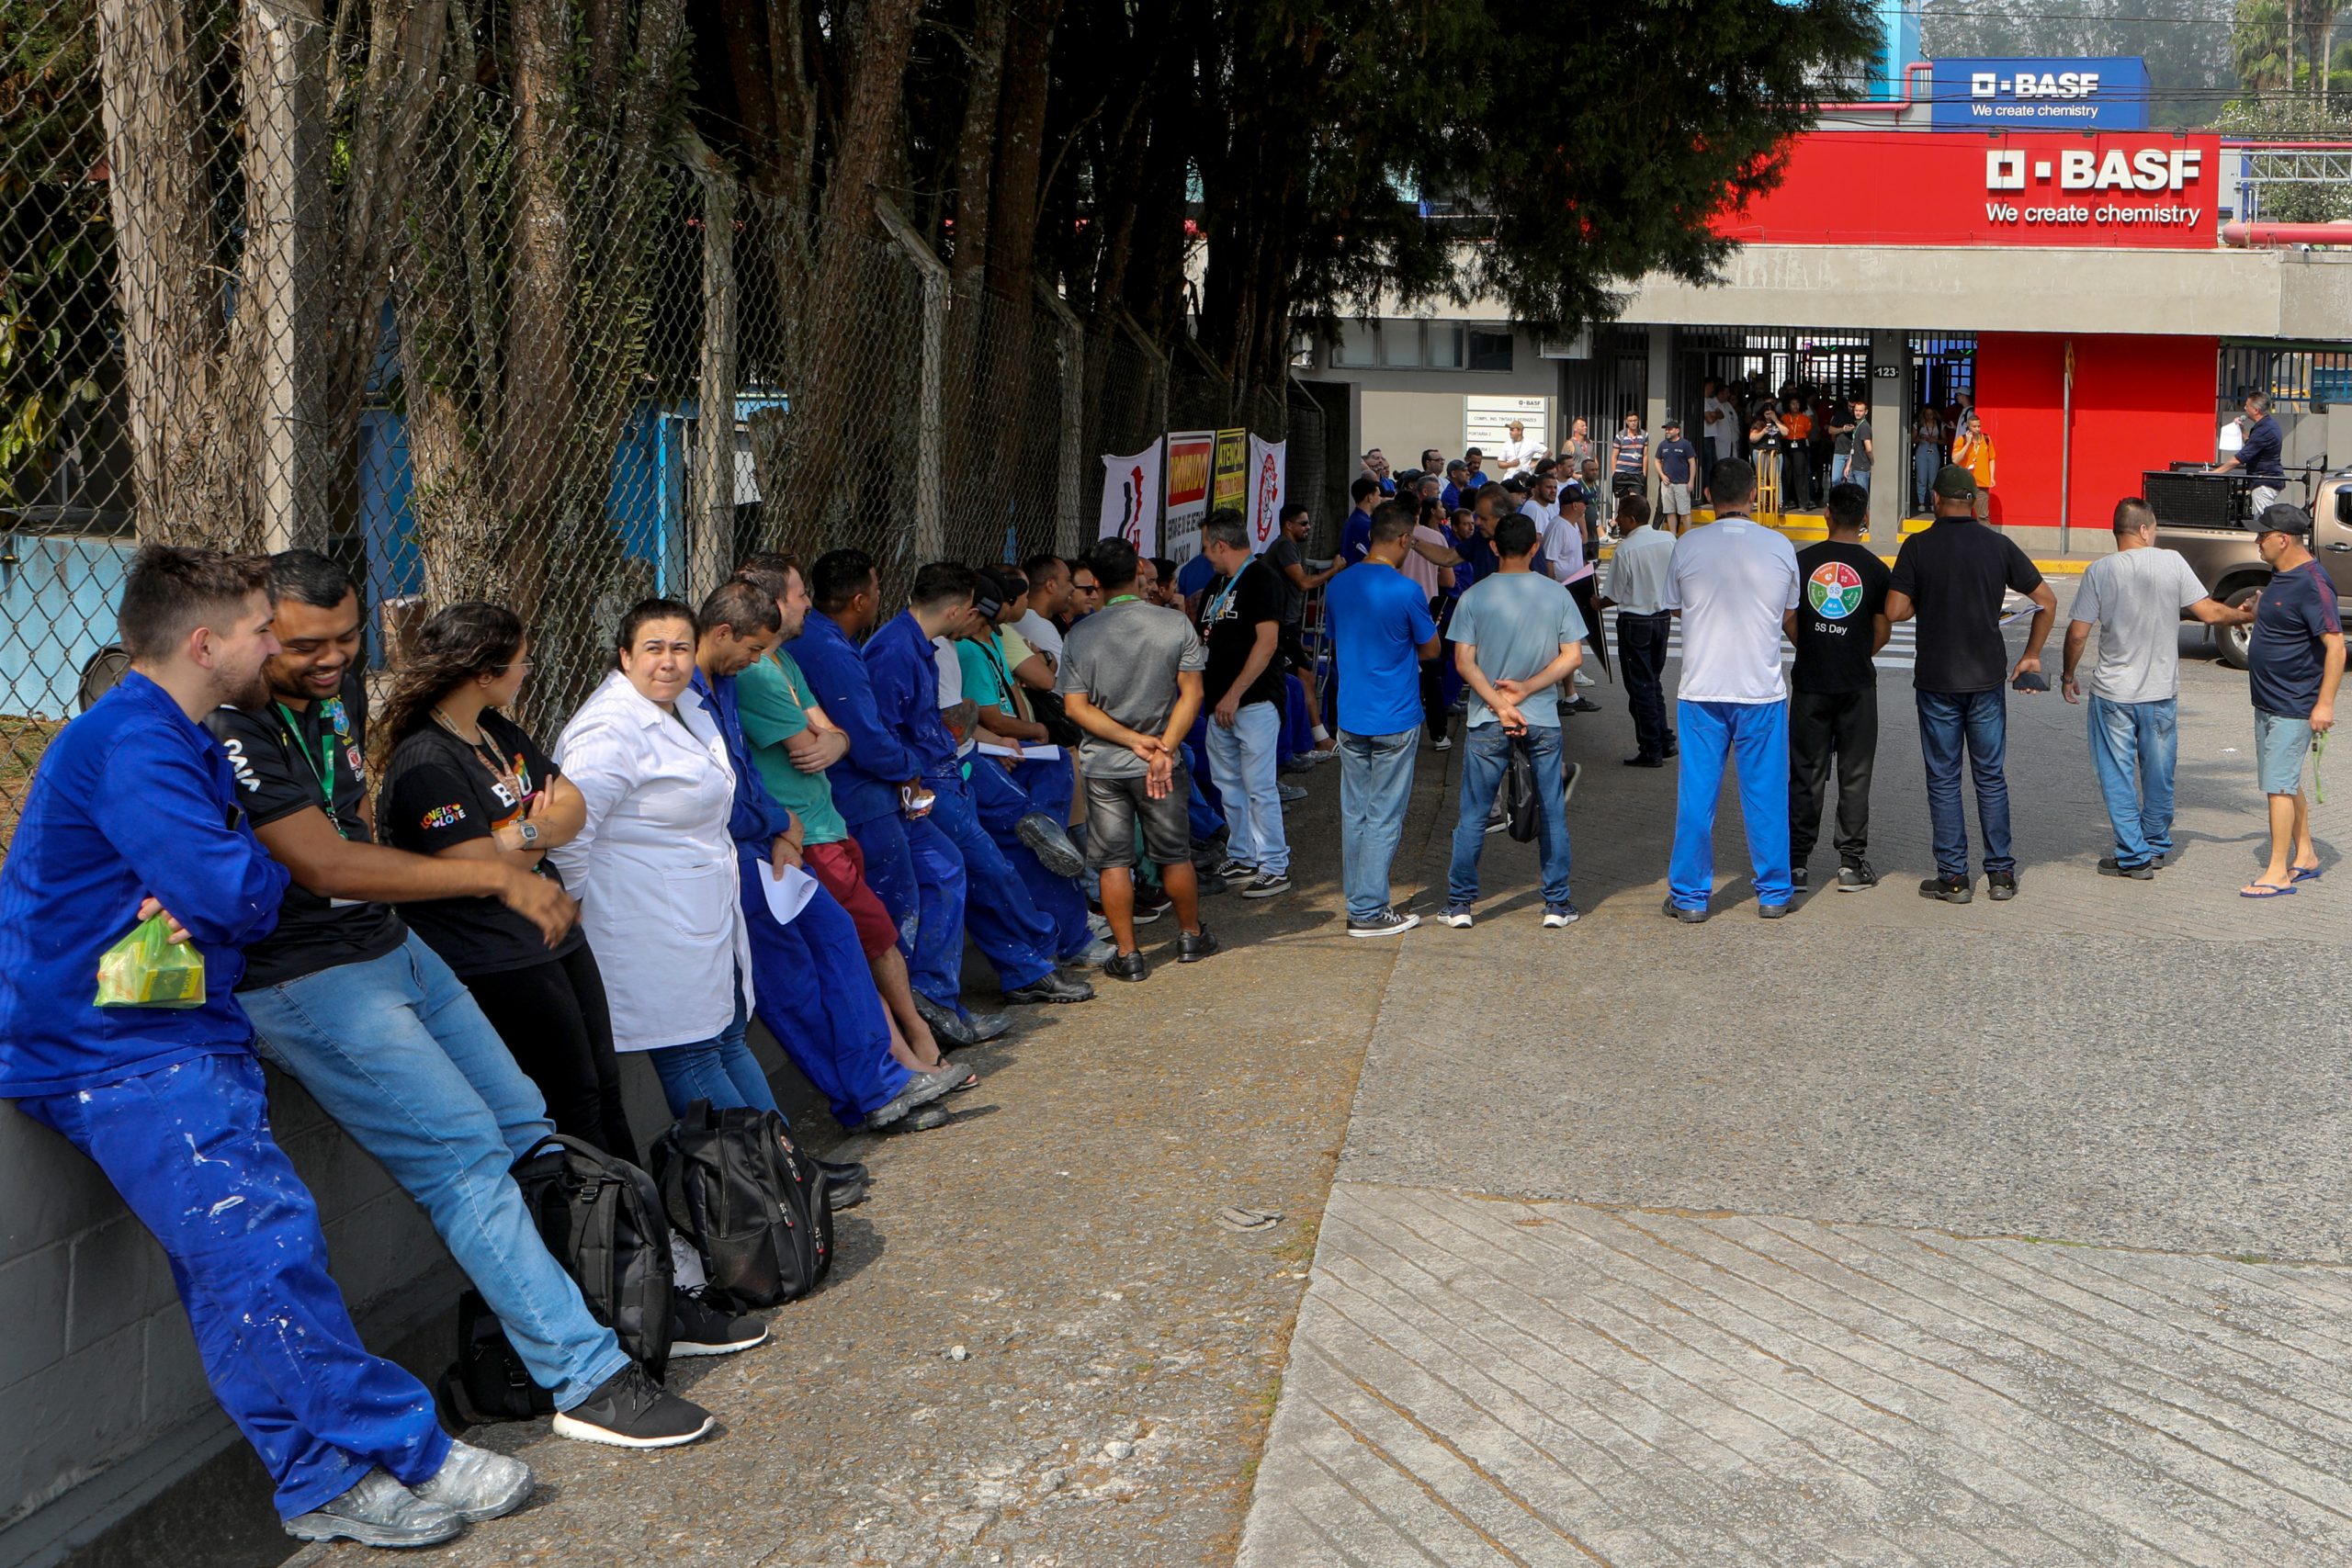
[{"xmin": 1662, "ymin": 458, "xmax": 1803, "ymax": 921}]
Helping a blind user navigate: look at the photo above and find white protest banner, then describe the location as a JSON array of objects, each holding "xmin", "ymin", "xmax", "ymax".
[
  {"xmin": 1245, "ymin": 434, "xmax": 1286, "ymax": 550},
  {"xmin": 1162, "ymin": 430, "xmax": 1216, "ymax": 561},
  {"xmin": 1098, "ymin": 442, "xmax": 1162, "ymax": 554}
]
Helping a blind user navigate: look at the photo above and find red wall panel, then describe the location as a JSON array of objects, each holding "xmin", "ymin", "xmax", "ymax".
[{"xmin": 1972, "ymin": 333, "xmax": 2216, "ymax": 527}]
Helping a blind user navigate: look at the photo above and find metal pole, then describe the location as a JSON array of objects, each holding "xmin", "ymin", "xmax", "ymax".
[{"xmin": 2059, "ymin": 339, "xmax": 2074, "ymax": 554}]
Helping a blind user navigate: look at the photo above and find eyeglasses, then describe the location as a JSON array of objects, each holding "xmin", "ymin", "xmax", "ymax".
[{"xmin": 495, "ymin": 661, "xmax": 535, "ymax": 674}]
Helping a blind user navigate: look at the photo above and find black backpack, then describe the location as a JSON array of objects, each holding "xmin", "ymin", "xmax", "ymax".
[
  {"xmin": 1504, "ymin": 734, "xmax": 1542, "ymax": 842},
  {"xmin": 651, "ymin": 1100, "xmax": 833, "ymax": 1311},
  {"xmin": 447, "ymin": 1136, "xmax": 676, "ymax": 1423}
]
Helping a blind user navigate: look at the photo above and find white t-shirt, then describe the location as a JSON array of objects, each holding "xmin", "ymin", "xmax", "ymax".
[
  {"xmin": 1014, "ymin": 608, "xmax": 1065, "ymax": 668},
  {"xmin": 1663, "ymin": 516, "xmax": 1801, "ymax": 704},
  {"xmin": 1704, "ymin": 397, "xmax": 1739, "ymax": 458},
  {"xmin": 1497, "ymin": 436, "xmax": 1545, "ymax": 475},
  {"xmin": 1541, "ymin": 513, "xmax": 1591, "ymax": 586},
  {"xmin": 932, "ymin": 636, "xmax": 976, "ymax": 756},
  {"xmin": 2070, "ymin": 546, "xmax": 2208, "ymax": 705}
]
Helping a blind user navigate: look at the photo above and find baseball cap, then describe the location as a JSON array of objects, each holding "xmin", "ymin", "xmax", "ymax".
[
  {"xmin": 2251, "ymin": 502, "xmax": 2312, "ymax": 537},
  {"xmin": 1663, "ymin": 413, "xmax": 1683, "ymax": 428},
  {"xmin": 1930, "ymin": 464, "xmax": 1978, "ymax": 501}
]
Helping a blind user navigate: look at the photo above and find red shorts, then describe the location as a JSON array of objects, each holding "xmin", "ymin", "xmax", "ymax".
[{"xmin": 802, "ymin": 839, "xmax": 898, "ymax": 960}]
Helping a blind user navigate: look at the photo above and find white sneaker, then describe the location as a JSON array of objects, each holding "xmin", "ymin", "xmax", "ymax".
[{"xmin": 1574, "ymin": 669, "xmax": 1596, "ymax": 687}]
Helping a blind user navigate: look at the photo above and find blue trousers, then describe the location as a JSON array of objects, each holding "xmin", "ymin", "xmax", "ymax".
[
  {"xmin": 243, "ymin": 934, "xmax": 632, "ymax": 1409},
  {"xmin": 972, "ymin": 756, "xmax": 1093, "ymax": 957},
  {"xmin": 739, "ymin": 851, "xmax": 910, "ymax": 1124},
  {"xmin": 1668, "ymin": 699, "xmax": 1792, "ymax": 908},
  {"xmin": 2086, "ymin": 695, "xmax": 2176, "ymax": 868},
  {"xmin": 1917, "ymin": 687, "xmax": 2013, "ymax": 876},
  {"xmin": 850, "ymin": 807, "xmax": 968, "ymax": 1014},
  {"xmin": 1186, "ymin": 711, "xmax": 1226, "ymax": 823},
  {"xmin": 1339, "ymin": 727, "xmax": 1419, "ymax": 920},
  {"xmin": 923, "ymin": 770, "xmax": 1058, "ymax": 991},
  {"xmin": 17, "ymin": 1054, "xmax": 449, "ymax": 1519},
  {"xmin": 1448, "ymin": 723, "xmax": 1573, "ymax": 907}
]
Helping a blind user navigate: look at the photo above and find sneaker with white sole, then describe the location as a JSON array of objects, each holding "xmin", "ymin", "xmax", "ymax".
[
  {"xmin": 1437, "ymin": 904, "xmax": 1474, "ymax": 928},
  {"xmin": 1277, "ymin": 782, "xmax": 1307, "ymax": 803},
  {"xmin": 414, "ymin": 1440, "xmax": 535, "ymax": 1523},
  {"xmin": 1240, "ymin": 872, "xmax": 1292, "ymax": 898},
  {"xmin": 1574, "ymin": 669, "xmax": 1596, "ymax": 687},
  {"xmin": 1211, "ymin": 857, "xmax": 1256, "ymax": 881},
  {"xmin": 552, "ymin": 1365, "xmax": 714, "ymax": 1450},
  {"xmin": 1347, "ymin": 908, "xmax": 1420, "ymax": 937},
  {"xmin": 670, "ymin": 1290, "xmax": 768, "ymax": 1358},
  {"xmin": 1059, "ymin": 937, "xmax": 1117, "ymax": 968},
  {"xmin": 283, "ymin": 1469, "xmax": 462, "ymax": 1548},
  {"xmin": 1542, "ymin": 902, "xmax": 1580, "ymax": 929},
  {"xmin": 1562, "ymin": 761, "xmax": 1581, "ymax": 805}
]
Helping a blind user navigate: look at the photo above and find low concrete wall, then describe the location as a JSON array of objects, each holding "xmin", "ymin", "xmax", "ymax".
[{"xmin": 0, "ymin": 1024, "xmax": 812, "ymax": 1567}]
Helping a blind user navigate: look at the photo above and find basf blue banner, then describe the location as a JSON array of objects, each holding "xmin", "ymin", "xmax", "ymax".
[{"xmin": 1928, "ymin": 58, "xmax": 2152, "ymax": 130}]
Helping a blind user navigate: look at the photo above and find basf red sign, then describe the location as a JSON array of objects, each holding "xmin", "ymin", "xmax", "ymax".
[{"xmin": 1716, "ymin": 131, "xmax": 2218, "ymax": 250}]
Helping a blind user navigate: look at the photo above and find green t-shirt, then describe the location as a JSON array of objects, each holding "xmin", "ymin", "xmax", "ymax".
[
  {"xmin": 735, "ymin": 649, "xmax": 849, "ymax": 846},
  {"xmin": 955, "ymin": 634, "xmax": 1014, "ymax": 716}
]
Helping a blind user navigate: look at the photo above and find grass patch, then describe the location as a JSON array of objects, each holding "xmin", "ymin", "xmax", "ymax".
[{"xmin": 0, "ymin": 716, "xmax": 63, "ymax": 857}]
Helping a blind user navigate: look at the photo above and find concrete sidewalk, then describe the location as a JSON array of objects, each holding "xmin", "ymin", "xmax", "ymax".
[{"xmin": 1239, "ymin": 596, "xmax": 2352, "ymax": 1565}]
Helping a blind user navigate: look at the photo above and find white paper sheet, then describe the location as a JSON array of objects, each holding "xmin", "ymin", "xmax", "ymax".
[{"xmin": 758, "ymin": 863, "xmax": 820, "ymax": 926}]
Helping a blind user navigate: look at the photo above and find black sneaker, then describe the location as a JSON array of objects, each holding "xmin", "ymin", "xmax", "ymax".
[
  {"xmin": 553, "ymin": 1365, "xmax": 715, "ymax": 1450},
  {"xmin": 1346, "ymin": 908, "xmax": 1420, "ymax": 937},
  {"xmin": 1758, "ymin": 901, "xmax": 1791, "ymax": 919},
  {"xmin": 1177, "ymin": 927, "xmax": 1221, "ymax": 963},
  {"xmin": 1240, "ymin": 872, "xmax": 1292, "ymax": 898},
  {"xmin": 1661, "ymin": 897, "xmax": 1709, "ymax": 924},
  {"xmin": 1103, "ymin": 950, "xmax": 1150, "ymax": 982},
  {"xmin": 1987, "ymin": 870, "xmax": 2018, "ymax": 901},
  {"xmin": 1014, "ymin": 812, "xmax": 1086, "ymax": 877},
  {"xmin": 1210, "ymin": 857, "xmax": 1255, "ymax": 881},
  {"xmin": 1195, "ymin": 872, "xmax": 1231, "ymax": 896},
  {"xmin": 671, "ymin": 1290, "xmax": 768, "ymax": 1358},
  {"xmin": 1837, "ymin": 860, "xmax": 1879, "ymax": 892},
  {"xmin": 1622, "ymin": 754, "xmax": 1666, "ymax": 768},
  {"xmin": 1918, "ymin": 874, "xmax": 1973, "ymax": 904},
  {"xmin": 1132, "ymin": 890, "xmax": 1170, "ymax": 924},
  {"xmin": 1791, "ymin": 865, "xmax": 1810, "ymax": 892},
  {"xmin": 1569, "ymin": 696, "xmax": 1602, "ymax": 714},
  {"xmin": 2098, "ymin": 857, "xmax": 2154, "ymax": 881},
  {"xmin": 813, "ymin": 1156, "xmax": 869, "ymax": 1210},
  {"xmin": 1004, "ymin": 971, "xmax": 1096, "ymax": 1005}
]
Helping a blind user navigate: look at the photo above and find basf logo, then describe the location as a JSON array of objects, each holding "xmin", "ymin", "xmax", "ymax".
[{"xmin": 1929, "ymin": 57, "xmax": 2151, "ymax": 130}]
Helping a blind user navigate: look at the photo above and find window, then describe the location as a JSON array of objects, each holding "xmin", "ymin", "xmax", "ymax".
[
  {"xmin": 1426, "ymin": 323, "xmax": 1464, "ymax": 369},
  {"xmin": 1332, "ymin": 322, "xmax": 1378, "ymax": 367},
  {"xmin": 1379, "ymin": 323, "xmax": 1425, "ymax": 368},
  {"xmin": 1466, "ymin": 328, "xmax": 1514, "ymax": 373}
]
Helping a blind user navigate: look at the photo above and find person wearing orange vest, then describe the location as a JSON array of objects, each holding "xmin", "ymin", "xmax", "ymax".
[{"xmin": 1951, "ymin": 409, "xmax": 1996, "ymax": 524}]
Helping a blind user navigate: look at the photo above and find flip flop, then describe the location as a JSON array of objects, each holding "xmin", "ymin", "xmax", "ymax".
[
  {"xmin": 2293, "ymin": 865, "xmax": 2326, "ymax": 883},
  {"xmin": 2240, "ymin": 884, "xmax": 2299, "ymax": 898}
]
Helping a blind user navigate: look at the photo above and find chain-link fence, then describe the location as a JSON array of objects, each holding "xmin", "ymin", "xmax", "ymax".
[{"xmin": 0, "ymin": 0, "xmax": 1295, "ymax": 848}]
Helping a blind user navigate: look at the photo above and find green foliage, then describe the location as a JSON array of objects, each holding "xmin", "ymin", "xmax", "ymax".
[
  {"xmin": 2215, "ymin": 96, "xmax": 2352, "ymax": 220},
  {"xmin": 1922, "ymin": 0, "xmax": 2233, "ymax": 130}
]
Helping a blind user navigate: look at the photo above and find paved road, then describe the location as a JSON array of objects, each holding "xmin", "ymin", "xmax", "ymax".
[{"xmin": 1241, "ymin": 584, "xmax": 2352, "ymax": 1566}]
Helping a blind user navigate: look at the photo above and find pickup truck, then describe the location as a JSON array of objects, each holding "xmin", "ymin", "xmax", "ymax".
[{"xmin": 2152, "ymin": 467, "xmax": 2352, "ymax": 669}]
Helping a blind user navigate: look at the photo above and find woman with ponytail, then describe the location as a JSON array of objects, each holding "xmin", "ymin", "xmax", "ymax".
[{"xmin": 372, "ymin": 604, "xmax": 639, "ymax": 1163}]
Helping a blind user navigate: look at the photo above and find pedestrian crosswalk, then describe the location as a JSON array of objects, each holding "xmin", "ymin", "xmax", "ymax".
[{"xmin": 1660, "ymin": 620, "xmax": 1919, "ymax": 671}]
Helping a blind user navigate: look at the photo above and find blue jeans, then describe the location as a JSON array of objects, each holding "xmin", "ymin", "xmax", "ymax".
[
  {"xmin": 1204, "ymin": 700, "xmax": 1288, "ymax": 874},
  {"xmin": 1668, "ymin": 699, "xmax": 1792, "ymax": 908},
  {"xmin": 17, "ymin": 1054, "xmax": 449, "ymax": 1519},
  {"xmin": 242, "ymin": 933, "xmax": 631, "ymax": 1410},
  {"xmin": 2086, "ymin": 695, "xmax": 2177, "ymax": 867},
  {"xmin": 1448, "ymin": 722, "xmax": 1572, "ymax": 907},
  {"xmin": 1914, "ymin": 447, "xmax": 1940, "ymax": 510},
  {"xmin": 1828, "ymin": 453, "xmax": 1849, "ymax": 490},
  {"xmin": 1338, "ymin": 727, "xmax": 1419, "ymax": 920},
  {"xmin": 1917, "ymin": 687, "xmax": 2013, "ymax": 876}
]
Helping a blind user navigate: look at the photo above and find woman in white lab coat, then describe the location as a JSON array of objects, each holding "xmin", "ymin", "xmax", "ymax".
[{"xmin": 548, "ymin": 599, "xmax": 773, "ymax": 1115}]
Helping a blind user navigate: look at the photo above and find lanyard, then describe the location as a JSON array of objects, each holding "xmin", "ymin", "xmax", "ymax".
[
  {"xmin": 276, "ymin": 700, "xmax": 344, "ymax": 837},
  {"xmin": 1204, "ymin": 558, "xmax": 1251, "ymax": 627},
  {"xmin": 1105, "ymin": 593, "xmax": 1141, "ymax": 606}
]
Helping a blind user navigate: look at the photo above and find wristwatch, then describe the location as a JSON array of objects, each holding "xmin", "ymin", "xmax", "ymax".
[{"xmin": 514, "ymin": 820, "xmax": 540, "ymax": 848}]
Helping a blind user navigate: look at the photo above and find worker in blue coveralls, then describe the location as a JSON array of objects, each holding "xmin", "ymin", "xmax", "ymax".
[
  {"xmin": 0, "ymin": 547, "xmax": 532, "ymax": 1549},
  {"xmin": 686, "ymin": 578, "xmax": 967, "ymax": 1137},
  {"xmin": 791, "ymin": 548, "xmax": 1008, "ymax": 1049},
  {"xmin": 863, "ymin": 560, "xmax": 1098, "ymax": 1009}
]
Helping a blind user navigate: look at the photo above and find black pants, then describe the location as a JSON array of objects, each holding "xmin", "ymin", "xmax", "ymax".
[
  {"xmin": 1782, "ymin": 446, "xmax": 1813, "ymax": 511},
  {"xmin": 1421, "ymin": 593, "xmax": 1455, "ymax": 734},
  {"xmin": 1566, "ymin": 576, "xmax": 1606, "ymax": 676},
  {"xmin": 1789, "ymin": 686, "xmax": 1879, "ymax": 864},
  {"xmin": 462, "ymin": 942, "xmax": 639, "ymax": 1166},
  {"xmin": 1616, "ymin": 612, "xmax": 1673, "ymax": 759}
]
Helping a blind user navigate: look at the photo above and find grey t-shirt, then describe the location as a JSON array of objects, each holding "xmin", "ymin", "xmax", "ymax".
[
  {"xmin": 1847, "ymin": 419, "xmax": 1875, "ymax": 474},
  {"xmin": 1444, "ymin": 570, "xmax": 1589, "ymax": 728},
  {"xmin": 2070, "ymin": 546, "xmax": 2207, "ymax": 704},
  {"xmin": 1055, "ymin": 598, "xmax": 1208, "ymax": 778},
  {"xmin": 1265, "ymin": 536, "xmax": 1306, "ymax": 626}
]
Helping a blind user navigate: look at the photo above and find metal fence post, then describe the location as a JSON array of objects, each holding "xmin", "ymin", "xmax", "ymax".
[
  {"xmin": 876, "ymin": 198, "xmax": 948, "ymax": 565},
  {"xmin": 1035, "ymin": 281, "xmax": 1084, "ymax": 557}
]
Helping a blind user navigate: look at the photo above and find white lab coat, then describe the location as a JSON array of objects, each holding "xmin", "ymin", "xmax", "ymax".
[{"xmin": 548, "ymin": 671, "xmax": 752, "ymax": 1053}]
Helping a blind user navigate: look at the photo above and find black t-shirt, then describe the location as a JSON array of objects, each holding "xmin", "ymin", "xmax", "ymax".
[
  {"xmin": 1792, "ymin": 540, "xmax": 1893, "ymax": 695},
  {"xmin": 1888, "ymin": 518, "xmax": 2045, "ymax": 694},
  {"xmin": 1265, "ymin": 536, "xmax": 1307, "ymax": 626},
  {"xmin": 1199, "ymin": 558, "xmax": 1287, "ymax": 708},
  {"xmin": 207, "ymin": 671, "xmax": 408, "ymax": 989},
  {"xmin": 377, "ymin": 712, "xmax": 584, "ymax": 977}
]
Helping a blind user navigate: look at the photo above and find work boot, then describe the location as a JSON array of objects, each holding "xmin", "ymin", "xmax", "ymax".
[{"xmin": 283, "ymin": 1469, "xmax": 462, "ymax": 1548}]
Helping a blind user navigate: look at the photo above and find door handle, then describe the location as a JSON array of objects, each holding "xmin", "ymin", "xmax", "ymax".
[{"xmin": 2329, "ymin": 543, "xmax": 2352, "ymax": 553}]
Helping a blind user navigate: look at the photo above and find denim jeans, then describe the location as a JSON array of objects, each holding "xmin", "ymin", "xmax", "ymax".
[
  {"xmin": 1668, "ymin": 699, "xmax": 1792, "ymax": 908},
  {"xmin": 1914, "ymin": 447, "xmax": 1940, "ymax": 510},
  {"xmin": 1448, "ymin": 722, "xmax": 1572, "ymax": 907},
  {"xmin": 17, "ymin": 1055, "xmax": 448, "ymax": 1519},
  {"xmin": 242, "ymin": 933, "xmax": 631, "ymax": 1409},
  {"xmin": 1338, "ymin": 727, "xmax": 1419, "ymax": 920},
  {"xmin": 1828, "ymin": 453, "xmax": 1849, "ymax": 490},
  {"xmin": 1204, "ymin": 699, "xmax": 1289, "ymax": 875},
  {"xmin": 2086, "ymin": 695, "xmax": 2177, "ymax": 867},
  {"xmin": 1917, "ymin": 687, "xmax": 2013, "ymax": 876},
  {"xmin": 659, "ymin": 944, "xmax": 797, "ymax": 1117}
]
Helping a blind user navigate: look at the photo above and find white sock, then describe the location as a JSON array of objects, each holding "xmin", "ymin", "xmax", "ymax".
[{"xmin": 1311, "ymin": 724, "xmax": 1330, "ymax": 742}]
